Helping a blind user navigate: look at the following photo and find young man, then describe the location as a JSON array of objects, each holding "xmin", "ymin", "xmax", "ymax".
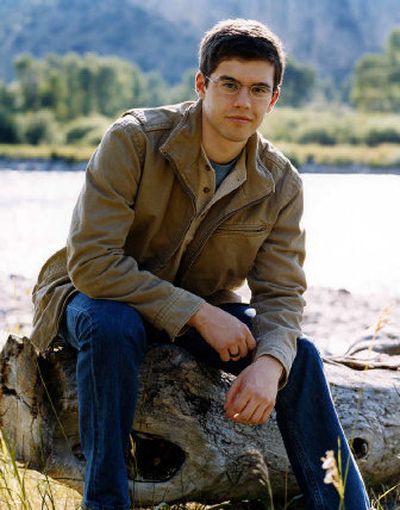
[{"xmin": 31, "ymin": 19, "xmax": 370, "ymax": 510}]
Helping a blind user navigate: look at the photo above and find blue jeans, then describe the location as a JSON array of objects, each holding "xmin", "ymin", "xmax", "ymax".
[{"xmin": 60, "ymin": 292, "xmax": 370, "ymax": 510}]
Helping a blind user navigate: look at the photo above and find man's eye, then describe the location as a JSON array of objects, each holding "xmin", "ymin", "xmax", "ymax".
[
  {"xmin": 221, "ymin": 81, "xmax": 239, "ymax": 91},
  {"xmin": 251, "ymin": 86, "xmax": 270, "ymax": 96}
]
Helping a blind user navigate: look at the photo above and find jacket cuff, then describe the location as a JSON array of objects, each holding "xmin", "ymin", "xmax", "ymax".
[
  {"xmin": 254, "ymin": 337, "xmax": 298, "ymax": 389},
  {"xmin": 153, "ymin": 288, "xmax": 205, "ymax": 339}
]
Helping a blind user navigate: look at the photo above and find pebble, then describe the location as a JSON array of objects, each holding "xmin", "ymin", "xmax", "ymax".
[{"xmin": 1, "ymin": 273, "xmax": 398, "ymax": 356}]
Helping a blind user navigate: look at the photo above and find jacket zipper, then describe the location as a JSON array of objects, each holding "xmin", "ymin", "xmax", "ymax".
[
  {"xmin": 154, "ymin": 151, "xmax": 197, "ymax": 271},
  {"xmin": 175, "ymin": 191, "xmax": 273, "ymax": 286}
]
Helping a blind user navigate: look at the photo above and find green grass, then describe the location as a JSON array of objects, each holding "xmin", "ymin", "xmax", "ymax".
[
  {"xmin": 1, "ymin": 107, "xmax": 400, "ymax": 168},
  {"xmin": 1, "ymin": 141, "xmax": 400, "ymax": 169},
  {"xmin": 276, "ymin": 142, "xmax": 400, "ymax": 168},
  {"xmin": 262, "ymin": 107, "xmax": 400, "ymax": 168},
  {"xmin": 0, "ymin": 144, "xmax": 93, "ymax": 163},
  {"xmin": 262, "ymin": 107, "xmax": 400, "ymax": 146}
]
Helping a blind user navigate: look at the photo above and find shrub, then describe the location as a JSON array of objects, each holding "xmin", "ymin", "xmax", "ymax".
[
  {"xmin": 364, "ymin": 127, "xmax": 400, "ymax": 146},
  {"xmin": 0, "ymin": 110, "xmax": 18, "ymax": 143},
  {"xmin": 64, "ymin": 115, "xmax": 111, "ymax": 145},
  {"xmin": 16, "ymin": 110, "xmax": 63, "ymax": 145},
  {"xmin": 297, "ymin": 126, "xmax": 336, "ymax": 145}
]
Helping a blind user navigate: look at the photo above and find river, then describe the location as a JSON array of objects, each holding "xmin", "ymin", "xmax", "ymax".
[{"xmin": 1, "ymin": 166, "xmax": 399, "ymax": 296}]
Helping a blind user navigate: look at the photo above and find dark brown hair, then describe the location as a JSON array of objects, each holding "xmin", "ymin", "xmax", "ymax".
[{"xmin": 199, "ymin": 18, "xmax": 285, "ymax": 91}]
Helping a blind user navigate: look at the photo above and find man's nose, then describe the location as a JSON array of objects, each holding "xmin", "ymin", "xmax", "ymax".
[{"xmin": 233, "ymin": 85, "xmax": 251, "ymax": 108}]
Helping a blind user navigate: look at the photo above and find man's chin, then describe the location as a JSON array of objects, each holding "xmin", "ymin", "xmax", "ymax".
[{"xmin": 223, "ymin": 131, "xmax": 253, "ymax": 143}]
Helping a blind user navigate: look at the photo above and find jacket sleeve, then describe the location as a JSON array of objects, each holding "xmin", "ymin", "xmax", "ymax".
[
  {"xmin": 66, "ymin": 117, "xmax": 205, "ymax": 338},
  {"xmin": 247, "ymin": 171, "xmax": 307, "ymax": 387}
]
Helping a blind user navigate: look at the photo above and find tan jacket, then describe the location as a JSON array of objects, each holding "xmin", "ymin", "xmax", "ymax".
[{"xmin": 31, "ymin": 100, "xmax": 306, "ymax": 384}]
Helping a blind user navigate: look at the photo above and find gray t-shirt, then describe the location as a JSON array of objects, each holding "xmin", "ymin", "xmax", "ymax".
[{"xmin": 211, "ymin": 156, "xmax": 240, "ymax": 188}]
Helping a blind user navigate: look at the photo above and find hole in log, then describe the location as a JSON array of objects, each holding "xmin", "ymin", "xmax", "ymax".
[
  {"xmin": 72, "ymin": 444, "xmax": 85, "ymax": 462},
  {"xmin": 127, "ymin": 432, "xmax": 185, "ymax": 482},
  {"xmin": 351, "ymin": 437, "xmax": 369, "ymax": 459}
]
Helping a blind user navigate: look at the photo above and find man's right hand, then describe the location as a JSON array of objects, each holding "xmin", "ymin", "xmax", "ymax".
[{"xmin": 187, "ymin": 303, "xmax": 256, "ymax": 362}]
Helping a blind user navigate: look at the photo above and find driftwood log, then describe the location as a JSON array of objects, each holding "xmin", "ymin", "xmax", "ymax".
[{"xmin": 0, "ymin": 334, "xmax": 399, "ymax": 506}]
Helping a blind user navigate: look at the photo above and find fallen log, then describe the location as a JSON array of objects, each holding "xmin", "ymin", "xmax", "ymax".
[{"xmin": 0, "ymin": 334, "xmax": 399, "ymax": 506}]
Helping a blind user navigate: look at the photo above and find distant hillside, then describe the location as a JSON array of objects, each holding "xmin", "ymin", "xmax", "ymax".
[
  {"xmin": 1, "ymin": 0, "xmax": 400, "ymax": 84},
  {"xmin": 129, "ymin": 0, "xmax": 400, "ymax": 83},
  {"xmin": 0, "ymin": 0, "xmax": 198, "ymax": 83}
]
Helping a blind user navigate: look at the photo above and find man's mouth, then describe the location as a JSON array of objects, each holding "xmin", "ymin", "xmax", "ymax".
[{"xmin": 226, "ymin": 116, "xmax": 253, "ymax": 124}]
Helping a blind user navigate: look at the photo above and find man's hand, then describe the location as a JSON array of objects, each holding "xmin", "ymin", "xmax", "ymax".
[
  {"xmin": 224, "ymin": 355, "xmax": 283, "ymax": 425},
  {"xmin": 187, "ymin": 303, "xmax": 256, "ymax": 362}
]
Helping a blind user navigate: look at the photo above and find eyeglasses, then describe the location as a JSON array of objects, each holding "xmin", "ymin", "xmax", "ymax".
[{"xmin": 205, "ymin": 75, "xmax": 273, "ymax": 100}]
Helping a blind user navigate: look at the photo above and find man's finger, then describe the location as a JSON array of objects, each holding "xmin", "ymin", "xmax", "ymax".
[
  {"xmin": 220, "ymin": 348, "xmax": 231, "ymax": 362},
  {"xmin": 258, "ymin": 406, "xmax": 273, "ymax": 425},
  {"xmin": 248, "ymin": 404, "xmax": 266, "ymax": 424},
  {"xmin": 224, "ymin": 378, "xmax": 240, "ymax": 410},
  {"xmin": 232, "ymin": 399, "xmax": 259, "ymax": 423},
  {"xmin": 245, "ymin": 330, "xmax": 257, "ymax": 350},
  {"xmin": 225, "ymin": 390, "xmax": 251, "ymax": 418},
  {"xmin": 233, "ymin": 340, "xmax": 247, "ymax": 360}
]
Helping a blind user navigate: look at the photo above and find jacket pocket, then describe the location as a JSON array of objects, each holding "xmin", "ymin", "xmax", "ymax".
[
  {"xmin": 213, "ymin": 223, "xmax": 271, "ymax": 236},
  {"xmin": 181, "ymin": 223, "xmax": 273, "ymax": 296}
]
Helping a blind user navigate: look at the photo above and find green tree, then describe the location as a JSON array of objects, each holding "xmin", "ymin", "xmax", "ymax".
[
  {"xmin": 387, "ymin": 27, "xmax": 400, "ymax": 64},
  {"xmin": 40, "ymin": 68, "xmax": 69, "ymax": 119},
  {"xmin": 0, "ymin": 80, "xmax": 17, "ymax": 114},
  {"xmin": 167, "ymin": 68, "xmax": 197, "ymax": 104},
  {"xmin": 15, "ymin": 54, "xmax": 44, "ymax": 111},
  {"xmin": 351, "ymin": 27, "xmax": 400, "ymax": 111},
  {"xmin": 143, "ymin": 71, "xmax": 169, "ymax": 106},
  {"xmin": 279, "ymin": 58, "xmax": 316, "ymax": 107},
  {"xmin": 12, "ymin": 52, "xmax": 172, "ymax": 120},
  {"xmin": 78, "ymin": 60, "xmax": 98, "ymax": 115},
  {"xmin": 96, "ymin": 61, "xmax": 121, "ymax": 116},
  {"xmin": 0, "ymin": 109, "xmax": 18, "ymax": 143},
  {"xmin": 18, "ymin": 109, "xmax": 62, "ymax": 145},
  {"xmin": 63, "ymin": 53, "xmax": 84, "ymax": 119}
]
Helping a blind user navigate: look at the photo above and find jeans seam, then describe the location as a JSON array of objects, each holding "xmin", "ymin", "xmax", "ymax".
[
  {"xmin": 76, "ymin": 308, "xmax": 101, "ymax": 505},
  {"xmin": 66, "ymin": 295, "xmax": 140, "ymax": 509},
  {"xmin": 83, "ymin": 502, "xmax": 130, "ymax": 510},
  {"xmin": 285, "ymin": 416, "xmax": 327, "ymax": 509}
]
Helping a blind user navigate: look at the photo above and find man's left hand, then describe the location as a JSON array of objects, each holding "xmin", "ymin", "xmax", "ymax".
[{"xmin": 224, "ymin": 355, "xmax": 283, "ymax": 425}]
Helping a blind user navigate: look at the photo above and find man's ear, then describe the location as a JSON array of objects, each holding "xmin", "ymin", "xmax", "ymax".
[
  {"xmin": 267, "ymin": 86, "xmax": 280, "ymax": 113},
  {"xmin": 195, "ymin": 71, "xmax": 206, "ymax": 100}
]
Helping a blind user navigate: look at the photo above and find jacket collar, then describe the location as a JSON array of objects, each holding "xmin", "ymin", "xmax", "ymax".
[{"xmin": 160, "ymin": 100, "xmax": 275, "ymax": 200}]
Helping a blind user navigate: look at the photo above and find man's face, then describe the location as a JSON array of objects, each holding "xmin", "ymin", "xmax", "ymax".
[{"xmin": 195, "ymin": 59, "xmax": 279, "ymax": 147}]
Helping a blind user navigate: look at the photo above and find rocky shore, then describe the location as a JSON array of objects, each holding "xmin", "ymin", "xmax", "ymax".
[{"xmin": 1, "ymin": 273, "xmax": 398, "ymax": 355}]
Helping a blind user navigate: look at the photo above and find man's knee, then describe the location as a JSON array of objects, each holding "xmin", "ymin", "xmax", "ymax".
[
  {"xmin": 288, "ymin": 336, "xmax": 324, "ymax": 379},
  {"xmin": 278, "ymin": 337, "xmax": 326, "ymax": 406},
  {"xmin": 297, "ymin": 336, "xmax": 321, "ymax": 361},
  {"xmin": 219, "ymin": 303, "xmax": 256, "ymax": 329},
  {"xmin": 65, "ymin": 292, "xmax": 147, "ymax": 357}
]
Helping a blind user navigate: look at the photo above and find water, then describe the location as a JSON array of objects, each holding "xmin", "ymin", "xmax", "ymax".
[
  {"xmin": 302, "ymin": 173, "xmax": 400, "ymax": 295},
  {"xmin": 1, "ymin": 167, "xmax": 399, "ymax": 295}
]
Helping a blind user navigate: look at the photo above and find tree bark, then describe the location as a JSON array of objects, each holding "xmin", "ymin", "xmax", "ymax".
[{"xmin": 0, "ymin": 334, "xmax": 399, "ymax": 506}]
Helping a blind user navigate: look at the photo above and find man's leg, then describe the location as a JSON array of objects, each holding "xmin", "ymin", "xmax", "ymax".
[
  {"xmin": 276, "ymin": 337, "xmax": 370, "ymax": 510},
  {"xmin": 174, "ymin": 304, "xmax": 370, "ymax": 509},
  {"xmin": 60, "ymin": 292, "xmax": 147, "ymax": 510}
]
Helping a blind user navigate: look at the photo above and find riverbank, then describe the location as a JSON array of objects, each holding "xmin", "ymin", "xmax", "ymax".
[
  {"xmin": 1, "ymin": 273, "xmax": 398, "ymax": 356},
  {"xmin": 1, "ymin": 142, "xmax": 400, "ymax": 170}
]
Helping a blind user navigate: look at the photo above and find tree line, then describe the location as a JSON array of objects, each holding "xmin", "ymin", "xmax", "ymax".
[
  {"xmin": 351, "ymin": 27, "xmax": 400, "ymax": 111},
  {"xmin": 0, "ymin": 26, "xmax": 399, "ymax": 145},
  {"xmin": 0, "ymin": 52, "xmax": 315, "ymax": 144}
]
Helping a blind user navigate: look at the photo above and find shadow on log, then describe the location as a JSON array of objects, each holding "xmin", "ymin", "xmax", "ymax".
[{"xmin": 0, "ymin": 334, "xmax": 399, "ymax": 506}]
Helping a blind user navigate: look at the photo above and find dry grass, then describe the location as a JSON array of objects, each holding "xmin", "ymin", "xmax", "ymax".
[
  {"xmin": 0, "ymin": 429, "xmax": 81, "ymax": 509},
  {"xmin": 273, "ymin": 142, "xmax": 400, "ymax": 168},
  {"xmin": 0, "ymin": 427, "xmax": 398, "ymax": 508},
  {"xmin": 2, "ymin": 105, "xmax": 400, "ymax": 170},
  {"xmin": 0, "ymin": 144, "xmax": 92, "ymax": 162},
  {"xmin": 1, "ymin": 141, "xmax": 400, "ymax": 169},
  {"xmin": 0, "ymin": 308, "xmax": 399, "ymax": 509}
]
